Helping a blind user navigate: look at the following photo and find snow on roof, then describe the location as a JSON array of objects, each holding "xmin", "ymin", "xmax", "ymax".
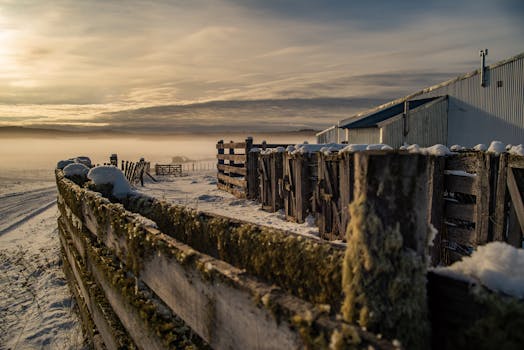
[
  {"xmin": 433, "ymin": 242, "xmax": 524, "ymax": 299},
  {"xmin": 87, "ymin": 166, "xmax": 134, "ymax": 198},
  {"xmin": 63, "ymin": 163, "xmax": 90, "ymax": 177}
]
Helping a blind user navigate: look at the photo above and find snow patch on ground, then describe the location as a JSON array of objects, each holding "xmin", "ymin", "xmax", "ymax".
[
  {"xmin": 138, "ymin": 170, "xmax": 320, "ymax": 238},
  {"xmin": 433, "ymin": 242, "xmax": 524, "ymax": 299}
]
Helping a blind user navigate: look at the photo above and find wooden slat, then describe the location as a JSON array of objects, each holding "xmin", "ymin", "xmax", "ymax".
[
  {"xmin": 217, "ymin": 173, "xmax": 247, "ymax": 188},
  {"xmin": 492, "ymin": 154, "xmax": 509, "ymax": 241},
  {"xmin": 216, "ymin": 154, "xmax": 247, "ymax": 162},
  {"xmin": 445, "ymin": 202, "xmax": 476, "ymax": 222},
  {"xmin": 217, "ymin": 182, "xmax": 246, "ymax": 198},
  {"xmin": 216, "ymin": 142, "xmax": 246, "ymax": 150},
  {"xmin": 476, "ymin": 153, "xmax": 490, "ymax": 244},
  {"xmin": 507, "ymin": 205, "xmax": 522, "ymax": 247},
  {"xmin": 507, "ymin": 167, "xmax": 524, "ymax": 234},
  {"xmin": 446, "ymin": 153, "xmax": 482, "ymax": 173},
  {"xmin": 58, "ymin": 221, "xmax": 133, "ymax": 350},
  {"xmin": 75, "ymin": 201, "xmax": 331, "ymax": 350},
  {"xmin": 445, "ymin": 174, "xmax": 477, "ymax": 195},
  {"xmin": 428, "ymin": 156, "xmax": 445, "ymax": 266},
  {"xmin": 217, "ymin": 164, "xmax": 247, "ymax": 176},
  {"xmin": 446, "ymin": 226, "xmax": 477, "ymax": 246}
]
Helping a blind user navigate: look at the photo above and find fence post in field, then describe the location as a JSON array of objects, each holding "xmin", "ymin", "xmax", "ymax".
[{"xmin": 342, "ymin": 152, "xmax": 430, "ymax": 349}]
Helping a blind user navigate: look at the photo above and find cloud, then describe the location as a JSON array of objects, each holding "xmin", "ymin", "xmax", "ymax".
[{"xmin": 0, "ymin": 0, "xmax": 521, "ymax": 132}]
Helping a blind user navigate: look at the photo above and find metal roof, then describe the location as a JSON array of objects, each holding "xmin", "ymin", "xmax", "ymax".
[{"xmin": 340, "ymin": 97, "xmax": 439, "ymax": 129}]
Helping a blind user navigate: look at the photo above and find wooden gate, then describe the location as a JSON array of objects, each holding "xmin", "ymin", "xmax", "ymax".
[
  {"xmin": 259, "ymin": 151, "xmax": 284, "ymax": 212},
  {"xmin": 282, "ymin": 152, "xmax": 317, "ymax": 223},
  {"xmin": 314, "ymin": 152, "xmax": 343, "ymax": 240}
]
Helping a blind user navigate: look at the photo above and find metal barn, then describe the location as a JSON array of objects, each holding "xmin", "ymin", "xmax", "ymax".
[{"xmin": 317, "ymin": 52, "xmax": 524, "ymax": 147}]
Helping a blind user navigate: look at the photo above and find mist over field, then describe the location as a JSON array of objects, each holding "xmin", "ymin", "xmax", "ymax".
[{"xmin": 0, "ymin": 131, "xmax": 315, "ymax": 172}]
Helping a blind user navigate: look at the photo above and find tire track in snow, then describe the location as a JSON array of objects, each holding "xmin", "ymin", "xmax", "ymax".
[
  {"xmin": 0, "ymin": 200, "xmax": 57, "ymax": 236},
  {"xmin": 0, "ymin": 187, "xmax": 57, "ymax": 235}
]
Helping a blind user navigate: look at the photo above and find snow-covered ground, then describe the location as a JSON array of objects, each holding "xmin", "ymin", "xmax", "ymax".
[
  {"xmin": 138, "ymin": 170, "xmax": 320, "ymax": 238},
  {"xmin": 0, "ymin": 176, "xmax": 84, "ymax": 350}
]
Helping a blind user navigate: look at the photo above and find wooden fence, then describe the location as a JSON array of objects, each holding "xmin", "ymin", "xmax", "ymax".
[
  {"xmin": 121, "ymin": 160, "xmax": 151, "ymax": 186},
  {"xmin": 56, "ymin": 168, "xmax": 395, "ymax": 350},
  {"xmin": 58, "ymin": 152, "xmax": 524, "ymax": 349},
  {"xmin": 251, "ymin": 149, "xmax": 524, "ymax": 265},
  {"xmin": 155, "ymin": 164, "xmax": 182, "ymax": 176},
  {"xmin": 216, "ymin": 138, "xmax": 289, "ymax": 199}
]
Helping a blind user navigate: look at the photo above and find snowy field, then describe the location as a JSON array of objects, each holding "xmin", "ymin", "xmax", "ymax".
[
  {"xmin": 0, "ymin": 173, "xmax": 84, "ymax": 350},
  {"xmin": 138, "ymin": 170, "xmax": 320, "ymax": 237}
]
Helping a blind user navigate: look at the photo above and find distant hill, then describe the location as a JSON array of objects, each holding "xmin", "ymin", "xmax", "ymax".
[
  {"xmin": 0, "ymin": 125, "xmax": 319, "ymax": 138},
  {"xmin": 0, "ymin": 126, "xmax": 127, "ymax": 138}
]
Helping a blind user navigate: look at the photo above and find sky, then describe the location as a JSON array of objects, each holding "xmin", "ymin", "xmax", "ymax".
[{"xmin": 0, "ymin": 0, "xmax": 522, "ymax": 133}]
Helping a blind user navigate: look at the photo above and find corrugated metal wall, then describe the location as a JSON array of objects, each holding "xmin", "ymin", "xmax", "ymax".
[
  {"xmin": 348, "ymin": 128, "xmax": 380, "ymax": 144},
  {"xmin": 316, "ymin": 126, "xmax": 345, "ymax": 143},
  {"xmin": 421, "ymin": 56, "xmax": 524, "ymax": 146},
  {"xmin": 379, "ymin": 115, "xmax": 404, "ymax": 147},
  {"xmin": 317, "ymin": 54, "xmax": 524, "ymax": 146},
  {"xmin": 379, "ymin": 97, "xmax": 448, "ymax": 147}
]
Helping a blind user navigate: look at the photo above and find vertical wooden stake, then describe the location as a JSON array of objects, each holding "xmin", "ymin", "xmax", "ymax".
[
  {"xmin": 342, "ymin": 152, "xmax": 430, "ymax": 349},
  {"xmin": 427, "ymin": 156, "xmax": 445, "ymax": 266}
]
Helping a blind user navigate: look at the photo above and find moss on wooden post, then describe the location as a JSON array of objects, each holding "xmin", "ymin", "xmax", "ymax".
[{"xmin": 341, "ymin": 152, "xmax": 431, "ymax": 349}]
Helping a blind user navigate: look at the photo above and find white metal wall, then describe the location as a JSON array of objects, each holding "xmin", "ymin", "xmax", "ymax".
[
  {"xmin": 317, "ymin": 53, "xmax": 524, "ymax": 146},
  {"xmin": 348, "ymin": 128, "xmax": 380, "ymax": 144},
  {"xmin": 417, "ymin": 55, "xmax": 524, "ymax": 146}
]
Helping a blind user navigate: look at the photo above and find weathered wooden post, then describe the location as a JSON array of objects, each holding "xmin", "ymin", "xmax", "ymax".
[
  {"xmin": 342, "ymin": 152, "xmax": 431, "ymax": 350},
  {"xmin": 339, "ymin": 152, "xmax": 355, "ymax": 238},
  {"xmin": 110, "ymin": 153, "xmax": 118, "ymax": 167},
  {"xmin": 427, "ymin": 155, "xmax": 445, "ymax": 266},
  {"xmin": 245, "ymin": 136, "xmax": 260, "ymax": 200},
  {"xmin": 217, "ymin": 140, "xmax": 224, "ymax": 190}
]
